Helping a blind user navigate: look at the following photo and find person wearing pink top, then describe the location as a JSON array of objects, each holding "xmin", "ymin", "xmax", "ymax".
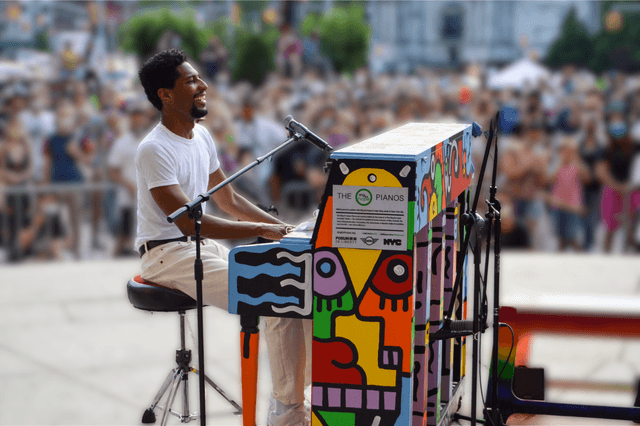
[{"xmin": 547, "ymin": 137, "xmax": 590, "ymax": 251}]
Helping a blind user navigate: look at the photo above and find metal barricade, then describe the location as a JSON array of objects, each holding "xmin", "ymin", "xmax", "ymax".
[{"xmin": 0, "ymin": 182, "xmax": 117, "ymax": 261}]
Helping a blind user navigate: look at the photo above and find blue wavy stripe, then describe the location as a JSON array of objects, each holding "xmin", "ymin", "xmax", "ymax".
[
  {"xmin": 236, "ymin": 292, "xmax": 299, "ymax": 307},
  {"xmin": 235, "ymin": 262, "xmax": 301, "ymax": 279}
]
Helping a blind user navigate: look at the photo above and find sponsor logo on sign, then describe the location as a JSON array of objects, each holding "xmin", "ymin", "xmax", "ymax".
[
  {"xmin": 383, "ymin": 238, "xmax": 402, "ymax": 246},
  {"xmin": 361, "ymin": 237, "xmax": 379, "ymax": 246}
]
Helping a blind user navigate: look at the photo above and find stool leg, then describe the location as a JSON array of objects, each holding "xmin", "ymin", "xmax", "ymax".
[
  {"xmin": 142, "ymin": 368, "xmax": 179, "ymax": 424},
  {"xmin": 161, "ymin": 371, "xmax": 183, "ymax": 426},
  {"xmin": 182, "ymin": 370, "xmax": 190, "ymax": 421}
]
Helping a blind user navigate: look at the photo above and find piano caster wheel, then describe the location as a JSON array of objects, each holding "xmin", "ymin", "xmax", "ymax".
[{"xmin": 142, "ymin": 408, "xmax": 156, "ymax": 424}]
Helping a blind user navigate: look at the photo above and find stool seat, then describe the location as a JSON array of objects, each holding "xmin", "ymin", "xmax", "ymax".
[{"xmin": 127, "ymin": 275, "xmax": 197, "ymax": 312}]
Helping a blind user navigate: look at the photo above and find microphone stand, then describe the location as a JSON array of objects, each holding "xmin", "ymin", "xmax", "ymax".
[
  {"xmin": 431, "ymin": 113, "xmax": 500, "ymax": 426},
  {"xmin": 167, "ymin": 132, "xmax": 306, "ymax": 426},
  {"xmin": 484, "ymin": 120, "xmax": 505, "ymax": 426}
]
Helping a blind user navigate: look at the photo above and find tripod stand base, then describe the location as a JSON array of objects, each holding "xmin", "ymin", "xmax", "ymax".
[
  {"xmin": 142, "ymin": 364, "xmax": 242, "ymax": 425},
  {"xmin": 437, "ymin": 377, "xmax": 466, "ymax": 426},
  {"xmin": 142, "ymin": 408, "xmax": 156, "ymax": 424},
  {"xmin": 484, "ymin": 407, "xmax": 506, "ymax": 426}
]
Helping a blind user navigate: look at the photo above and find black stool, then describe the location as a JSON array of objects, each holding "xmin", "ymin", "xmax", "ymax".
[{"xmin": 127, "ymin": 275, "xmax": 242, "ymax": 425}]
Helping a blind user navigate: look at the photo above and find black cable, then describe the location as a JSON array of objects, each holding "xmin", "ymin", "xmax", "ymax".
[{"xmin": 497, "ymin": 323, "xmax": 515, "ymax": 380}]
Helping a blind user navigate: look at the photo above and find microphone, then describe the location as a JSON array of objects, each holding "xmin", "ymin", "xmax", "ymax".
[{"xmin": 283, "ymin": 115, "xmax": 334, "ymax": 153}]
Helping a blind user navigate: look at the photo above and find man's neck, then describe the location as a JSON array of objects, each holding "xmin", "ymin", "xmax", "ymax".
[{"xmin": 161, "ymin": 113, "xmax": 196, "ymax": 139}]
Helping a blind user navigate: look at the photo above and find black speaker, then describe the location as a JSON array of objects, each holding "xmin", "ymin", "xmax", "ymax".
[{"xmin": 512, "ymin": 366, "xmax": 545, "ymax": 401}]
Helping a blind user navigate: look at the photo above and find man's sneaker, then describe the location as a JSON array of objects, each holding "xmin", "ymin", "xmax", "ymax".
[{"xmin": 267, "ymin": 395, "xmax": 310, "ymax": 426}]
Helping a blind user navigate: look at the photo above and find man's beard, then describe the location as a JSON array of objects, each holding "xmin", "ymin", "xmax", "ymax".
[{"xmin": 191, "ymin": 104, "xmax": 208, "ymax": 119}]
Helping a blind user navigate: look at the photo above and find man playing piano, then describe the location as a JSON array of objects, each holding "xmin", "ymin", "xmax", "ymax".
[{"xmin": 135, "ymin": 49, "xmax": 311, "ymax": 426}]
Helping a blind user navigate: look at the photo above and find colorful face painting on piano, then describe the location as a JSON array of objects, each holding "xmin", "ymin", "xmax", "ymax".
[{"xmin": 308, "ymin": 164, "xmax": 418, "ymax": 426}]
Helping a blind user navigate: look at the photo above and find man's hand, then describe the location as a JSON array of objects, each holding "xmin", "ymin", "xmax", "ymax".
[{"xmin": 259, "ymin": 223, "xmax": 294, "ymax": 241}]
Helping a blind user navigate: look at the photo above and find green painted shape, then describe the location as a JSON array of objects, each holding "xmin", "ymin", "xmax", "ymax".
[
  {"xmin": 313, "ymin": 290, "xmax": 355, "ymax": 339},
  {"xmin": 316, "ymin": 410, "xmax": 355, "ymax": 426},
  {"xmin": 407, "ymin": 201, "xmax": 415, "ymax": 250},
  {"xmin": 433, "ymin": 162, "xmax": 443, "ymax": 216},
  {"xmin": 489, "ymin": 359, "xmax": 516, "ymax": 381}
]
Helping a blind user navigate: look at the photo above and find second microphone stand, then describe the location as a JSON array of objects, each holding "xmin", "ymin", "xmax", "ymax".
[{"xmin": 431, "ymin": 113, "xmax": 505, "ymax": 426}]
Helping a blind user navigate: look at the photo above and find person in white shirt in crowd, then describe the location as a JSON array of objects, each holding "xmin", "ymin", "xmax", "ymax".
[
  {"xmin": 17, "ymin": 82, "xmax": 56, "ymax": 183},
  {"xmin": 234, "ymin": 95, "xmax": 288, "ymax": 205},
  {"xmin": 107, "ymin": 99, "xmax": 151, "ymax": 257}
]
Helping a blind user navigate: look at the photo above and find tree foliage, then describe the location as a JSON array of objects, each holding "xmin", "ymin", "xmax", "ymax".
[
  {"xmin": 230, "ymin": 24, "xmax": 279, "ymax": 86},
  {"xmin": 117, "ymin": 7, "xmax": 208, "ymax": 61},
  {"xmin": 546, "ymin": 6, "xmax": 640, "ymax": 73},
  {"xmin": 589, "ymin": 9, "xmax": 640, "ymax": 73},
  {"xmin": 301, "ymin": 4, "xmax": 370, "ymax": 74},
  {"xmin": 546, "ymin": 8, "xmax": 593, "ymax": 69}
]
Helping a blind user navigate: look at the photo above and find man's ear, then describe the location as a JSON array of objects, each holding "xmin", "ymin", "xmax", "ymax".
[{"xmin": 157, "ymin": 88, "xmax": 172, "ymax": 106}]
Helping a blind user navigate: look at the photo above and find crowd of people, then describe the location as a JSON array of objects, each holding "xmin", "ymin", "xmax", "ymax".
[{"xmin": 1, "ymin": 25, "xmax": 639, "ymax": 263}]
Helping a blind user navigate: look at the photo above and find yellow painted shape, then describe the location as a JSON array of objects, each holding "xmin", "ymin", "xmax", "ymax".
[
  {"xmin": 338, "ymin": 248, "xmax": 381, "ymax": 296},
  {"xmin": 336, "ymin": 315, "xmax": 397, "ymax": 387},
  {"xmin": 429, "ymin": 193, "xmax": 438, "ymax": 222},
  {"xmin": 461, "ymin": 339, "xmax": 466, "ymax": 378},
  {"xmin": 342, "ymin": 168, "xmax": 401, "ymax": 187},
  {"xmin": 312, "ymin": 411, "xmax": 320, "ymax": 426}
]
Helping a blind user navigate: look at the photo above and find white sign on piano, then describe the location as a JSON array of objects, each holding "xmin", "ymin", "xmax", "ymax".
[{"xmin": 332, "ymin": 185, "xmax": 408, "ymax": 251}]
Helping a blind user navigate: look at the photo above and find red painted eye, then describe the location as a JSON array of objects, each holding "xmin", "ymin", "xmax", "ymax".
[{"xmin": 371, "ymin": 254, "xmax": 413, "ymax": 297}]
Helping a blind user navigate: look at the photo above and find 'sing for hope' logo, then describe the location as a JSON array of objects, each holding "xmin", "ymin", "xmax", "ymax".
[{"xmin": 355, "ymin": 189, "xmax": 373, "ymax": 206}]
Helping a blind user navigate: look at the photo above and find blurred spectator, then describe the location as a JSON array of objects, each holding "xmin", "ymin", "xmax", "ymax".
[
  {"xmin": 59, "ymin": 41, "xmax": 82, "ymax": 82},
  {"xmin": 501, "ymin": 124, "xmax": 550, "ymax": 249},
  {"xmin": 199, "ymin": 36, "xmax": 228, "ymax": 81},
  {"xmin": 499, "ymin": 193, "xmax": 530, "ymax": 249},
  {"xmin": 17, "ymin": 82, "xmax": 56, "ymax": 183},
  {"xmin": 276, "ymin": 24, "xmax": 303, "ymax": 79},
  {"xmin": 199, "ymin": 93, "xmax": 237, "ymax": 173},
  {"xmin": 302, "ymin": 30, "xmax": 332, "ymax": 75},
  {"xmin": 596, "ymin": 110, "xmax": 636, "ymax": 252},
  {"xmin": 42, "ymin": 98, "xmax": 92, "ymax": 258},
  {"xmin": 72, "ymin": 80, "xmax": 106, "ymax": 249},
  {"xmin": 1, "ymin": 83, "xmax": 29, "ymax": 127},
  {"xmin": 234, "ymin": 95, "xmax": 288, "ymax": 205},
  {"xmin": 497, "ymin": 89, "xmax": 520, "ymax": 135},
  {"xmin": 107, "ymin": 100, "xmax": 149, "ymax": 257},
  {"xmin": 578, "ymin": 114, "xmax": 606, "ymax": 251},
  {"xmin": 0, "ymin": 118, "xmax": 33, "ymax": 261},
  {"xmin": 546, "ymin": 136, "xmax": 589, "ymax": 251}
]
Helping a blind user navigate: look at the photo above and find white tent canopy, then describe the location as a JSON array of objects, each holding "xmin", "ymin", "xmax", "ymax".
[{"xmin": 487, "ymin": 57, "xmax": 552, "ymax": 91}]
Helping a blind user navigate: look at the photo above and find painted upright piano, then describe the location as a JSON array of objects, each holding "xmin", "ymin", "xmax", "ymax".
[{"xmin": 229, "ymin": 122, "xmax": 475, "ymax": 426}]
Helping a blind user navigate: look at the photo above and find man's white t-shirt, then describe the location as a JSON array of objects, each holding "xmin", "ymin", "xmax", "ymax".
[{"xmin": 135, "ymin": 122, "xmax": 220, "ymax": 250}]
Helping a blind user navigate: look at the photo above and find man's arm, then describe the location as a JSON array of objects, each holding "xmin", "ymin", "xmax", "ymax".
[
  {"xmin": 149, "ymin": 181, "xmax": 289, "ymax": 241},
  {"xmin": 207, "ymin": 168, "xmax": 286, "ymax": 225}
]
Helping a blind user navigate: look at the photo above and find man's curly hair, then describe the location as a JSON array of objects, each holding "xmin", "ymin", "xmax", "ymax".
[{"xmin": 138, "ymin": 49, "xmax": 188, "ymax": 111}]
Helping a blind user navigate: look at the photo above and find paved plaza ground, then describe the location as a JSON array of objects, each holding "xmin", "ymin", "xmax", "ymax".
[{"xmin": 1, "ymin": 251, "xmax": 640, "ymax": 425}]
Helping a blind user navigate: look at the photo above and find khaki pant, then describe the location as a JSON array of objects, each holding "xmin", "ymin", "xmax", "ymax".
[{"xmin": 140, "ymin": 238, "xmax": 311, "ymax": 404}]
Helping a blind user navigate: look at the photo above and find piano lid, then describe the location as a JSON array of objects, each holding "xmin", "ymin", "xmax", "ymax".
[{"xmin": 331, "ymin": 122, "xmax": 471, "ymax": 162}]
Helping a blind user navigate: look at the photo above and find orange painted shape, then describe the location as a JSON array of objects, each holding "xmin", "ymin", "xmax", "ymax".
[
  {"xmin": 514, "ymin": 333, "xmax": 532, "ymax": 367},
  {"xmin": 359, "ymin": 287, "xmax": 414, "ymax": 373},
  {"xmin": 240, "ymin": 331, "xmax": 259, "ymax": 426},
  {"xmin": 315, "ymin": 196, "xmax": 333, "ymax": 248}
]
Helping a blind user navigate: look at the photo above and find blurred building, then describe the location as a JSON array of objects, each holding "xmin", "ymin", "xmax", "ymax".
[
  {"xmin": 0, "ymin": 1, "xmax": 604, "ymax": 72},
  {"xmin": 366, "ymin": 1, "xmax": 602, "ymax": 72}
]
